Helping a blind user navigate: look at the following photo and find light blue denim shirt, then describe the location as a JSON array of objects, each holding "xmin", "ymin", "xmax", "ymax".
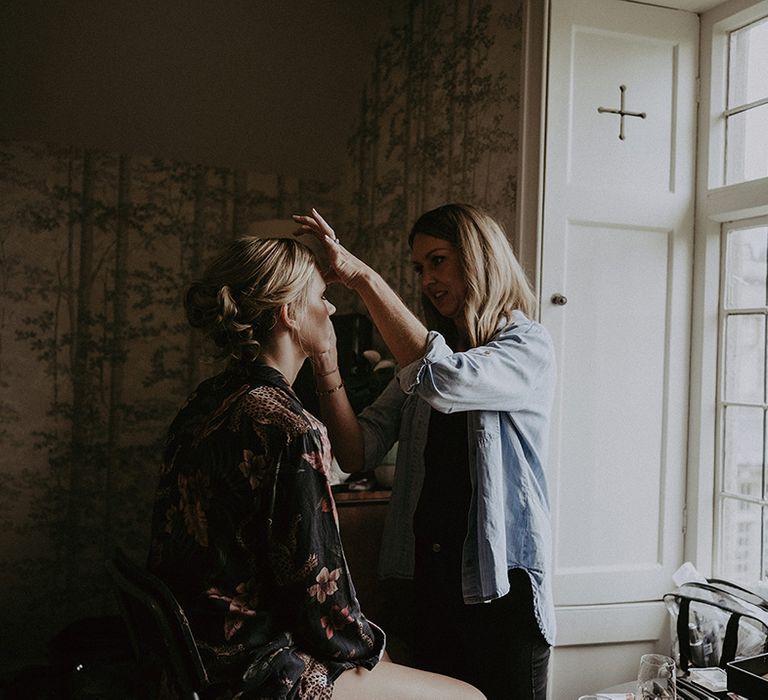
[{"xmin": 358, "ymin": 310, "xmax": 556, "ymax": 645}]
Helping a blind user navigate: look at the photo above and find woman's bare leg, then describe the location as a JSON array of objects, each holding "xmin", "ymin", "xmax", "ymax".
[{"xmin": 333, "ymin": 658, "xmax": 486, "ymax": 699}]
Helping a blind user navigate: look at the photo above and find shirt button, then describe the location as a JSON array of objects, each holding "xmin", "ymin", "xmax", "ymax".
[{"xmin": 431, "ymin": 543, "xmax": 441, "ymax": 553}]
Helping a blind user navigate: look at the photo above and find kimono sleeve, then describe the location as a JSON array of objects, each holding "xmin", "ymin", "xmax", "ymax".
[{"xmin": 266, "ymin": 427, "xmax": 385, "ymax": 667}]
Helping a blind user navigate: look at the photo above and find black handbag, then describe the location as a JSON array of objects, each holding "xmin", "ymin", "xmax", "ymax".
[{"xmin": 663, "ymin": 579, "xmax": 768, "ymax": 671}]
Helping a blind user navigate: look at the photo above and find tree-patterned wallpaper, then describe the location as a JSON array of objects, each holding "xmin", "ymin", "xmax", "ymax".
[
  {"xmin": 0, "ymin": 0, "xmax": 523, "ymax": 671},
  {"xmin": 342, "ymin": 0, "xmax": 523, "ymax": 313}
]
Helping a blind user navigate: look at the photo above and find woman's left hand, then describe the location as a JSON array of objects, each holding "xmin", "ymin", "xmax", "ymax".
[{"xmin": 292, "ymin": 209, "xmax": 369, "ymax": 289}]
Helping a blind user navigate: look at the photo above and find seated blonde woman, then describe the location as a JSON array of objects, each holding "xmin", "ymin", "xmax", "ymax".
[{"xmin": 147, "ymin": 236, "xmax": 484, "ymax": 700}]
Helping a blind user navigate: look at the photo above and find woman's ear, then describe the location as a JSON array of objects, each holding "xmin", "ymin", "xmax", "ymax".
[{"xmin": 277, "ymin": 303, "xmax": 297, "ymax": 330}]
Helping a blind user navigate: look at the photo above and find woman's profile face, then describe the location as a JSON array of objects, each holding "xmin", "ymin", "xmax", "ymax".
[
  {"xmin": 411, "ymin": 232, "xmax": 467, "ymax": 320},
  {"xmin": 295, "ymin": 266, "xmax": 336, "ymax": 352}
]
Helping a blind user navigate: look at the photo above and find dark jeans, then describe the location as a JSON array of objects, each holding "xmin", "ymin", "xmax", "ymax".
[{"xmin": 413, "ymin": 542, "xmax": 550, "ymax": 700}]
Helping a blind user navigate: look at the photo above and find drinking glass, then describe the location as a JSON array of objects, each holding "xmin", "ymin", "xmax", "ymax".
[{"xmin": 636, "ymin": 654, "xmax": 676, "ymax": 699}]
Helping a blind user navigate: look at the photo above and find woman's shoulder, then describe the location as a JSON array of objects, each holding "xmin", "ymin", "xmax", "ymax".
[
  {"xmin": 241, "ymin": 384, "xmax": 313, "ymax": 439},
  {"xmin": 497, "ymin": 310, "xmax": 553, "ymax": 345}
]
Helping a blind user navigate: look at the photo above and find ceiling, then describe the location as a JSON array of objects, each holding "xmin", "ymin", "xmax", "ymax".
[{"xmin": 0, "ymin": 0, "xmax": 731, "ymax": 179}]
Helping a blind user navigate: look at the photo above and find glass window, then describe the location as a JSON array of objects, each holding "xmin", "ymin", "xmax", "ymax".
[
  {"xmin": 716, "ymin": 222, "xmax": 768, "ymax": 583},
  {"xmin": 725, "ymin": 17, "xmax": 768, "ymax": 185},
  {"xmin": 729, "ymin": 17, "xmax": 768, "ymax": 106}
]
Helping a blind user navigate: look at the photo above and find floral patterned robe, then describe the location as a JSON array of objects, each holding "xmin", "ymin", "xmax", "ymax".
[{"xmin": 148, "ymin": 363, "xmax": 385, "ymax": 699}]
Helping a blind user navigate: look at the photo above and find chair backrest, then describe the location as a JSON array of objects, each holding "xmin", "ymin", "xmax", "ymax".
[{"xmin": 105, "ymin": 548, "xmax": 211, "ymax": 699}]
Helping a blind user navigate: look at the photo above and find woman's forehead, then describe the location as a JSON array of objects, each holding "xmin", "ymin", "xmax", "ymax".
[{"xmin": 411, "ymin": 232, "xmax": 455, "ymax": 259}]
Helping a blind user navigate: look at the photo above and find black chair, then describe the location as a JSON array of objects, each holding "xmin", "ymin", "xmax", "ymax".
[{"xmin": 105, "ymin": 548, "xmax": 224, "ymax": 700}]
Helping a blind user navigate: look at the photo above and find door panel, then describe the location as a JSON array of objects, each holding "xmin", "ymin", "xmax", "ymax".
[
  {"xmin": 556, "ymin": 222, "xmax": 671, "ymax": 578},
  {"xmin": 541, "ymin": 0, "xmax": 697, "ymax": 688},
  {"xmin": 569, "ymin": 30, "xmax": 681, "ymax": 192}
]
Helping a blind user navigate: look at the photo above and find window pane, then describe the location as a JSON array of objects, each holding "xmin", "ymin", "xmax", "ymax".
[
  {"xmin": 723, "ymin": 405, "xmax": 764, "ymax": 496},
  {"xmin": 764, "ymin": 508, "xmax": 768, "ymax": 580},
  {"xmin": 724, "ymin": 314, "xmax": 766, "ymax": 403},
  {"xmin": 729, "ymin": 17, "xmax": 768, "ymax": 107},
  {"xmin": 725, "ymin": 103, "xmax": 768, "ymax": 185},
  {"xmin": 725, "ymin": 226, "xmax": 768, "ymax": 309},
  {"xmin": 720, "ymin": 497, "xmax": 763, "ymax": 583}
]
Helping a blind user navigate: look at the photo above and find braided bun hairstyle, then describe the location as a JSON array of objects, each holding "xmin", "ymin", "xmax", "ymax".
[{"xmin": 185, "ymin": 237, "xmax": 317, "ymax": 362}]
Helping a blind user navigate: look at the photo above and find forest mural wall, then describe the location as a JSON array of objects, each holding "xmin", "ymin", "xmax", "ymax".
[
  {"xmin": 0, "ymin": 144, "xmax": 339, "ymax": 668},
  {"xmin": 343, "ymin": 0, "xmax": 524, "ymax": 313},
  {"xmin": 0, "ymin": 0, "xmax": 523, "ymax": 671}
]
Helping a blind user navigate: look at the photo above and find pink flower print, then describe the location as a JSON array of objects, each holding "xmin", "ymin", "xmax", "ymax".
[
  {"xmin": 308, "ymin": 566, "xmax": 341, "ymax": 603},
  {"xmin": 320, "ymin": 615, "xmax": 334, "ymax": 639},
  {"xmin": 206, "ymin": 580, "xmax": 259, "ymax": 640},
  {"xmin": 229, "ymin": 581, "xmax": 259, "ymax": 617},
  {"xmin": 330, "ymin": 604, "xmax": 354, "ymax": 628},
  {"xmin": 301, "ymin": 449, "xmax": 327, "ymax": 475},
  {"xmin": 238, "ymin": 449, "xmax": 266, "ymax": 490},
  {"xmin": 321, "ymin": 492, "xmax": 339, "ymax": 526},
  {"xmin": 305, "ymin": 412, "xmax": 331, "ymax": 453},
  {"xmin": 317, "ymin": 424, "xmax": 332, "ymax": 465},
  {"xmin": 178, "ymin": 473, "xmax": 209, "ymax": 547},
  {"xmin": 320, "ymin": 605, "xmax": 354, "ymax": 640}
]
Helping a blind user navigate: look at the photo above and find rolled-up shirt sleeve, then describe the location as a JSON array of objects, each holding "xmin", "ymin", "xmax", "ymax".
[
  {"xmin": 357, "ymin": 378, "xmax": 407, "ymax": 472},
  {"xmin": 397, "ymin": 320, "xmax": 555, "ymax": 414}
]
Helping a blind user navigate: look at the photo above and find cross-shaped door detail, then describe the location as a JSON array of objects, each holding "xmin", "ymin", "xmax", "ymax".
[{"xmin": 597, "ymin": 84, "xmax": 647, "ymax": 140}]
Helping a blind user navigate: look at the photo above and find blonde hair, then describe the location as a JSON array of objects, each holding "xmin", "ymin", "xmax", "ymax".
[
  {"xmin": 409, "ymin": 203, "xmax": 537, "ymax": 348},
  {"xmin": 185, "ymin": 237, "xmax": 317, "ymax": 361}
]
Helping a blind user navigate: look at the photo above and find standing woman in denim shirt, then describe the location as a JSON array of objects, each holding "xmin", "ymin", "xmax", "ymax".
[{"xmin": 294, "ymin": 204, "xmax": 555, "ymax": 700}]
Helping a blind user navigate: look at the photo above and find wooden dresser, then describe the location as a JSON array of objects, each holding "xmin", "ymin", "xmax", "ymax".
[{"xmin": 335, "ymin": 489, "xmax": 415, "ymax": 663}]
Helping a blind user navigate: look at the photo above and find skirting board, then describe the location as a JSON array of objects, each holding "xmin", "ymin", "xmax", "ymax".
[{"xmin": 555, "ymin": 601, "xmax": 669, "ymax": 647}]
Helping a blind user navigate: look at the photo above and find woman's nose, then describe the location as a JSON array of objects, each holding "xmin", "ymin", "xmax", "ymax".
[{"xmin": 326, "ymin": 300, "xmax": 336, "ymax": 316}]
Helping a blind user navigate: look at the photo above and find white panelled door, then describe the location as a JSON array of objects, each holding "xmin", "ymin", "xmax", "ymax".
[{"xmin": 541, "ymin": 0, "xmax": 698, "ymax": 664}]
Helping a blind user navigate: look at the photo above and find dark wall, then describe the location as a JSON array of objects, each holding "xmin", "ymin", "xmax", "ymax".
[
  {"xmin": 0, "ymin": 1, "xmax": 393, "ymax": 179},
  {"xmin": 0, "ymin": 0, "xmax": 528, "ymax": 677}
]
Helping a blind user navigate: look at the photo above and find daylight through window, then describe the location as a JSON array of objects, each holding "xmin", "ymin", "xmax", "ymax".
[
  {"xmin": 725, "ymin": 17, "xmax": 768, "ymax": 184},
  {"xmin": 717, "ymin": 221, "xmax": 768, "ymax": 582}
]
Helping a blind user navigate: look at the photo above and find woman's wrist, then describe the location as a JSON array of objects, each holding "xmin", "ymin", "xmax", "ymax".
[
  {"xmin": 311, "ymin": 350, "xmax": 338, "ymax": 377},
  {"xmin": 315, "ymin": 379, "xmax": 344, "ymax": 397},
  {"xmin": 311, "ymin": 352, "xmax": 342, "ymax": 394},
  {"xmin": 347, "ymin": 264, "xmax": 377, "ymax": 293},
  {"xmin": 315, "ymin": 366, "xmax": 341, "ymax": 387},
  {"xmin": 314, "ymin": 365, "xmax": 339, "ymax": 378}
]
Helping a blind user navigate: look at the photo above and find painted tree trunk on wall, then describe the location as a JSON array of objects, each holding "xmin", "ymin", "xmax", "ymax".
[
  {"xmin": 186, "ymin": 169, "xmax": 206, "ymax": 392},
  {"xmin": 369, "ymin": 47, "xmax": 381, "ymax": 232},
  {"xmin": 66, "ymin": 150, "xmax": 96, "ymax": 599},
  {"xmin": 105, "ymin": 154, "xmax": 131, "ymax": 556}
]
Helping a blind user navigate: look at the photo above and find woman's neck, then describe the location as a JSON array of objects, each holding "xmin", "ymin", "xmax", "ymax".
[{"xmin": 258, "ymin": 332, "xmax": 306, "ymax": 385}]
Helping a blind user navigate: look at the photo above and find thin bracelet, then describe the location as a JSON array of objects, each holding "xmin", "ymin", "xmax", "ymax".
[
  {"xmin": 316, "ymin": 380, "xmax": 345, "ymax": 397},
  {"xmin": 314, "ymin": 366, "xmax": 339, "ymax": 378}
]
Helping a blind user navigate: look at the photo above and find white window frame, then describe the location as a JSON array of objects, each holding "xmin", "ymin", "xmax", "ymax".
[
  {"xmin": 687, "ymin": 0, "xmax": 768, "ymax": 579},
  {"xmin": 715, "ymin": 214, "xmax": 768, "ymax": 583}
]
